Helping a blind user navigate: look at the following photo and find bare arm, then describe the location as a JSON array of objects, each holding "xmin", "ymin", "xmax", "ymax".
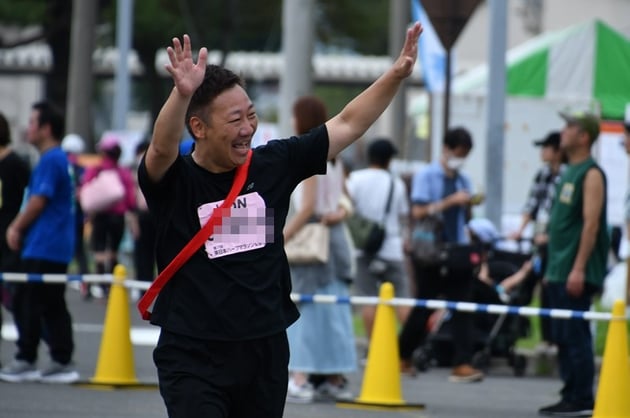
[
  {"xmin": 510, "ymin": 213, "xmax": 532, "ymax": 239},
  {"xmin": 410, "ymin": 191, "xmax": 472, "ymax": 220},
  {"xmin": 6, "ymin": 195, "xmax": 47, "ymax": 251},
  {"xmin": 284, "ymin": 176, "xmax": 317, "ymax": 241},
  {"xmin": 145, "ymin": 35, "xmax": 208, "ymax": 182},
  {"xmin": 566, "ymin": 168, "xmax": 605, "ymax": 297},
  {"xmin": 325, "ymin": 23, "xmax": 422, "ymax": 160}
]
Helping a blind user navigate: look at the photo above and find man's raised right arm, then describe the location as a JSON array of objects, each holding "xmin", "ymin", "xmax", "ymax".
[{"xmin": 145, "ymin": 34, "xmax": 207, "ymax": 182}]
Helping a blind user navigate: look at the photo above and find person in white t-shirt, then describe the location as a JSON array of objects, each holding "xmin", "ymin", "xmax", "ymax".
[{"xmin": 346, "ymin": 138, "xmax": 411, "ymax": 344}]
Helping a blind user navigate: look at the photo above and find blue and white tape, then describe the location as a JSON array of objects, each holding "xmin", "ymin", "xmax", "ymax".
[{"xmin": 0, "ymin": 272, "xmax": 622, "ymax": 321}]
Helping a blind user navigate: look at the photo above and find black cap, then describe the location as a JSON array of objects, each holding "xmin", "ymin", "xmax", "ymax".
[
  {"xmin": 368, "ymin": 138, "xmax": 398, "ymax": 160},
  {"xmin": 534, "ymin": 131, "xmax": 561, "ymax": 148}
]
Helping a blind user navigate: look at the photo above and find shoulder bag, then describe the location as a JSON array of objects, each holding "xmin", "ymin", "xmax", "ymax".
[
  {"xmin": 284, "ymin": 220, "xmax": 330, "ymax": 264},
  {"xmin": 346, "ymin": 175, "xmax": 394, "ymax": 255},
  {"xmin": 79, "ymin": 169, "xmax": 125, "ymax": 214},
  {"xmin": 137, "ymin": 150, "xmax": 252, "ymax": 320}
]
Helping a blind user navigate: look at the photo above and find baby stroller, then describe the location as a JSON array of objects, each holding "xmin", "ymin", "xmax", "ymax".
[{"xmin": 412, "ymin": 219, "xmax": 534, "ymax": 377}]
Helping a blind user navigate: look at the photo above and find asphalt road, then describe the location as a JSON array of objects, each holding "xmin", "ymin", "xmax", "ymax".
[{"xmin": 0, "ymin": 284, "xmax": 565, "ymax": 418}]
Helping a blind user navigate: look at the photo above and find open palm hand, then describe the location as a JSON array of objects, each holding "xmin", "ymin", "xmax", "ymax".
[
  {"xmin": 393, "ymin": 22, "xmax": 423, "ymax": 79},
  {"xmin": 165, "ymin": 34, "xmax": 208, "ymax": 97}
]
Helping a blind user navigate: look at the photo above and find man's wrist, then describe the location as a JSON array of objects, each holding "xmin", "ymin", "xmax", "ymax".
[{"xmin": 429, "ymin": 200, "xmax": 441, "ymax": 215}]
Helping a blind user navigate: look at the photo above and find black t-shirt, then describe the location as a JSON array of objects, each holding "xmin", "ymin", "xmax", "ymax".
[
  {"xmin": 0, "ymin": 151, "xmax": 30, "ymax": 269},
  {"xmin": 138, "ymin": 125, "xmax": 329, "ymax": 340}
]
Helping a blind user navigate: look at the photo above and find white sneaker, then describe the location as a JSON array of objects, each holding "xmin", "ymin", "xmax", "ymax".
[
  {"xmin": 39, "ymin": 361, "xmax": 80, "ymax": 384},
  {"xmin": 286, "ymin": 378, "xmax": 314, "ymax": 403},
  {"xmin": 0, "ymin": 359, "xmax": 40, "ymax": 383},
  {"xmin": 315, "ymin": 381, "xmax": 354, "ymax": 402}
]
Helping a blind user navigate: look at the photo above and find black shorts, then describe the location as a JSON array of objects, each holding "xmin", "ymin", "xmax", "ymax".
[
  {"xmin": 90, "ymin": 212, "xmax": 125, "ymax": 252},
  {"xmin": 154, "ymin": 329, "xmax": 289, "ymax": 418}
]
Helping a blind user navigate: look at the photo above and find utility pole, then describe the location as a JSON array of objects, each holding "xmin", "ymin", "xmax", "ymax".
[
  {"xmin": 485, "ymin": 0, "xmax": 507, "ymax": 228},
  {"xmin": 112, "ymin": 0, "xmax": 134, "ymax": 131},
  {"xmin": 66, "ymin": 0, "xmax": 97, "ymax": 147},
  {"xmin": 278, "ymin": 0, "xmax": 315, "ymax": 137},
  {"xmin": 387, "ymin": 0, "xmax": 409, "ymax": 155}
]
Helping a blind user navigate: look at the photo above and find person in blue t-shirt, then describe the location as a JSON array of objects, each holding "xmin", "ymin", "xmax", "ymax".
[{"xmin": 1, "ymin": 101, "xmax": 79, "ymax": 384}]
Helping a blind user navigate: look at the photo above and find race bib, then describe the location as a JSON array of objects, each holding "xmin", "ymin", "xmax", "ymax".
[{"xmin": 197, "ymin": 192, "xmax": 273, "ymax": 259}]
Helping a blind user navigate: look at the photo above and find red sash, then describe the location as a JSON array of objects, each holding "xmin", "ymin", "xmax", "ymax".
[{"xmin": 137, "ymin": 150, "xmax": 252, "ymax": 320}]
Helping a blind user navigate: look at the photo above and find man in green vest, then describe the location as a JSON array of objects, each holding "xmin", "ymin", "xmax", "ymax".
[{"xmin": 538, "ymin": 111, "xmax": 608, "ymax": 417}]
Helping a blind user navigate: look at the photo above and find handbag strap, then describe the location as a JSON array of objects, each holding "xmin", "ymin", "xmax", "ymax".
[
  {"xmin": 381, "ymin": 175, "xmax": 395, "ymax": 223},
  {"xmin": 137, "ymin": 150, "xmax": 252, "ymax": 320}
]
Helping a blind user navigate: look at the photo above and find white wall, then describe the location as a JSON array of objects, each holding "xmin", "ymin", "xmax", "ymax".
[{"xmin": 429, "ymin": 93, "xmax": 597, "ymax": 226}]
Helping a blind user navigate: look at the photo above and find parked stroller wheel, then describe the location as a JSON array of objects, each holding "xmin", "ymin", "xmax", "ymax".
[
  {"xmin": 512, "ymin": 354, "xmax": 527, "ymax": 377},
  {"xmin": 472, "ymin": 350, "xmax": 491, "ymax": 371}
]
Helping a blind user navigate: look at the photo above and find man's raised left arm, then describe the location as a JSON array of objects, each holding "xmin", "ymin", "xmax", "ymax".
[{"xmin": 325, "ymin": 22, "xmax": 423, "ymax": 160}]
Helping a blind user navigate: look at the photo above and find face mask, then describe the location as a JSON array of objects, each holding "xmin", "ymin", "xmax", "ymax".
[{"xmin": 446, "ymin": 157, "xmax": 465, "ymax": 171}]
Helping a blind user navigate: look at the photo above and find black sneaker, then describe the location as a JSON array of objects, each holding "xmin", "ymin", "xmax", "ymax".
[{"xmin": 539, "ymin": 400, "xmax": 593, "ymax": 417}]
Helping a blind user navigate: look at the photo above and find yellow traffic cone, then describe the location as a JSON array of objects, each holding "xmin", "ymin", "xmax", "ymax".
[
  {"xmin": 593, "ymin": 299, "xmax": 630, "ymax": 417},
  {"xmin": 87, "ymin": 264, "xmax": 150, "ymax": 388},
  {"xmin": 337, "ymin": 282, "xmax": 424, "ymax": 410}
]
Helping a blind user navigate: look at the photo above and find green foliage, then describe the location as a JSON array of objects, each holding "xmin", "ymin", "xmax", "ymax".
[
  {"xmin": 0, "ymin": 0, "xmax": 47, "ymax": 25},
  {"xmin": 318, "ymin": 0, "xmax": 390, "ymax": 55}
]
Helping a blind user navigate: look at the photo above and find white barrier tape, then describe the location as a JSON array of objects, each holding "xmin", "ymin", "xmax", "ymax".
[
  {"xmin": 290, "ymin": 293, "xmax": 621, "ymax": 322},
  {"xmin": 0, "ymin": 273, "xmax": 622, "ymax": 321},
  {"xmin": 0, "ymin": 272, "xmax": 113, "ymax": 284}
]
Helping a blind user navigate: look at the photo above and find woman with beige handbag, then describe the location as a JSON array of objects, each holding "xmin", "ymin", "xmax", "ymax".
[{"xmin": 283, "ymin": 96, "xmax": 357, "ymax": 404}]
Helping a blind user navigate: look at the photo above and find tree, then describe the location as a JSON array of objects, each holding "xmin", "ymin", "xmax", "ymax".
[
  {"xmin": 0, "ymin": 0, "xmax": 111, "ymax": 110},
  {"xmin": 1, "ymin": 0, "xmax": 392, "ymax": 128}
]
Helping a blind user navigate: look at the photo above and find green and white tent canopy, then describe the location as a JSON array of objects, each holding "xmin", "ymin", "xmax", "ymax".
[{"xmin": 448, "ymin": 19, "xmax": 630, "ymax": 120}]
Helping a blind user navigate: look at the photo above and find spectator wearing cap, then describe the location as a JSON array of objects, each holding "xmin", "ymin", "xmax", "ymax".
[
  {"xmin": 345, "ymin": 138, "xmax": 411, "ymax": 350},
  {"xmin": 511, "ymin": 131, "xmax": 566, "ymax": 241},
  {"xmin": 538, "ymin": 111, "xmax": 608, "ymax": 416},
  {"xmin": 61, "ymin": 134, "xmax": 89, "ymax": 281},
  {"xmin": 510, "ymin": 130, "xmax": 566, "ymax": 352},
  {"xmin": 398, "ymin": 126, "xmax": 484, "ymax": 382},
  {"xmin": 80, "ymin": 135, "xmax": 136, "ymax": 298}
]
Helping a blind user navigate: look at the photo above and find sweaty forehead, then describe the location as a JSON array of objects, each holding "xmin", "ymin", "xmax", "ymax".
[{"xmin": 211, "ymin": 86, "xmax": 253, "ymax": 116}]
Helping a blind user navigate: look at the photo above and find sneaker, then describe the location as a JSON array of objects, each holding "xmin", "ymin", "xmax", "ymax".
[
  {"xmin": 449, "ymin": 364, "xmax": 484, "ymax": 383},
  {"xmin": 90, "ymin": 285, "xmax": 105, "ymax": 299},
  {"xmin": 286, "ymin": 378, "xmax": 314, "ymax": 403},
  {"xmin": 0, "ymin": 359, "xmax": 40, "ymax": 383},
  {"xmin": 538, "ymin": 400, "xmax": 594, "ymax": 417},
  {"xmin": 39, "ymin": 361, "xmax": 80, "ymax": 384},
  {"xmin": 80, "ymin": 282, "xmax": 92, "ymax": 300},
  {"xmin": 400, "ymin": 359, "xmax": 417, "ymax": 377},
  {"xmin": 315, "ymin": 381, "xmax": 353, "ymax": 402}
]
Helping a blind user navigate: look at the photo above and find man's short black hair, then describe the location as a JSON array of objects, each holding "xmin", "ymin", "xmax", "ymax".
[
  {"xmin": 367, "ymin": 137, "xmax": 398, "ymax": 167},
  {"xmin": 32, "ymin": 100, "xmax": 65, "ymax": 141},
  {"xmin": 185, "ymin": 65, "xmax": 246, "ymax": 140},
  {"xmin": 0, "ymin": 112, "xmax": 10, "ymax": 147},
  {"xmin": 443, "ymin": 126, "xmax": 473, "ymax": 152}
]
